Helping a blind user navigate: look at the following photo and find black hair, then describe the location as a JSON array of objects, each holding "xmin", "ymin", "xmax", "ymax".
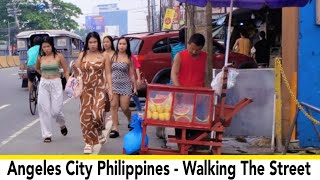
[
  {"xmin": 82, "ymin": 31, "xmax": 102, "ymax": 59},
  {"xmin": 102, "ymin": 35, "xmax": 115, "ymax": 51},
  {"xmin": 33, "ymin": 36, "xmax": 43, "ymax": 46},
  {"xmin": 40, "ymin": 36, "xmax": 57, "ymax": 58},
  {"xmin": 239, "ymin": 29, "xmax": 248, "ymax": 38},
  {"xmin": 188, "ymin": 33, "xmax": 205, "ymax": 47},
  {"xmin": 259, "ymin": 31, "xmax": 266, "ymax": 39},
  {"xmin": 179, "ymin": 28, "xmax": 186, "ymax": 44},
  {"xmin": 112, "ymin": 37, "xmax": 131, "ymax": 62}
]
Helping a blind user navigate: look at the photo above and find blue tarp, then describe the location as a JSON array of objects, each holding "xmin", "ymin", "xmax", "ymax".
[{"xmin": 177, "ymin": 0, "xmax": 310, "ymax": 9}]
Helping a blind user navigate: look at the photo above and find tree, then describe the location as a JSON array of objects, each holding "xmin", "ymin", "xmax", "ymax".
[
  {"xmin": 0, "ymin": 0, "xmax": 12, "ymax": 40},
  {"xmin": 0, "ymin": 0, "xmax": 82, "ymax": 32},
  {"xmin": 19, "ymin": 0, "xmax": 82, "ymax": 31}
]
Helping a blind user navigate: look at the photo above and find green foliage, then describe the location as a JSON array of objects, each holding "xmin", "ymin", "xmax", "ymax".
[
  {"xmin": 20, "ymin": 0, "xmax": 82, "ymax": 30},
  {"xmin": 0, "ymin": 0, "xmax": 82, "ymax": 32}
]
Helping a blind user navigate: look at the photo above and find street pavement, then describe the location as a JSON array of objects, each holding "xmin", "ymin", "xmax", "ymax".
[
  {"xmin": 0, "ymin": 67, "xmax": 273, "ymax": 155},
  {"xmin": 0, "ymin": 67, "xmax": 165, "ymax": 155}
]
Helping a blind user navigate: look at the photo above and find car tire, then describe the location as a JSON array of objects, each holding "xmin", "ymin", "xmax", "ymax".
[
  {"xmin": 152, "ymin": 68, "xmax": 171, "ymax": 85},
  {"xmin": 157, "ymin": 76, "xmax": 170, "ymax": 84}
]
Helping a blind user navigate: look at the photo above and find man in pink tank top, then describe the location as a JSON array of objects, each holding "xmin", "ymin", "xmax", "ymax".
[{"xmin": 171, "ymin": 33, "xmax": 207, "ymax": 87}]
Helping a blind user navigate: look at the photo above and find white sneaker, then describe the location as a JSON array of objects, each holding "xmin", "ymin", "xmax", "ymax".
[{"xmin": 83, "ymin": 144, "xmax": 93, "ymax": 154}]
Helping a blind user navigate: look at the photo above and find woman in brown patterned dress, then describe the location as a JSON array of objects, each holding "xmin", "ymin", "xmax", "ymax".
[{"xmin": 73, "ymin": 32, "xmax": 113, "ymax": 154}]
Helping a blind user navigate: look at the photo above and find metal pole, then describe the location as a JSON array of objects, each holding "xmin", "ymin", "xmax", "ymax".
[
  {"xmin": 151, "ymin": 0, "xmax": 156, "ymax": 32},
  {"xmin": 224, "ymin": 0, "xmax": 234, "ymax": 66},
  {"xmin": 224, "ymin": 7, "xmax": 227, "ymax": 46},
  {"xmin": 159, "ymin": 0, "xmax": 162, "ymax": 31},
  {"xmin": 147, "ymin": 0, "xmax": 151, "ymax": 32},
  {"xmin": 8, "ymin": 21, "xmax": 11, "ymax": 56}
]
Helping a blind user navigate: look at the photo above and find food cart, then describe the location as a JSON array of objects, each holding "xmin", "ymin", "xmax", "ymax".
[{"xmin": 139, "ymin": 68, "xmax": 253, "ymax": 155}]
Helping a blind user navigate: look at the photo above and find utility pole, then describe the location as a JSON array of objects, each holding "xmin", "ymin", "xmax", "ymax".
[
  {"xmin": 8, "ymin": 21, "xmax": 11, "ymax": 56},
  {"xmin": 151, "ymin": 0, "xmax": 156, "ymax": 32},
  {"xmin": 7, "ymin": 0, "xmax": 21, "ymax": 29},
  {"xmin": 147, "ymin": 0, "xmax": 151, "ymax": 32},
  {"xmin": 168, "ymin": 0, "xmax": 174, "ymax": 8},
  {"xmin": 159, "ymin": 0, "xmax": 162, "ymax": 31}
]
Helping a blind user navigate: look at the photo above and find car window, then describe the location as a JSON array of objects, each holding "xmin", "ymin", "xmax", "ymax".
[
  {"xmin": 168, "ymin": 37, "xmax": 180, "ymax": 52},
  {"xmin": 213, "ymin": 41, "xmax": 225, "ymax": 54},
  {"xmin": 168, "ymin": 37, "xmax": 179, "ymax": 45},
  {"xmin": 71, "ymin": 38, "xmax": 80, "ymax": 50},
  {"xmin": 152, "ymin": 38, "xmax": 170, "ymax": 53},
  {"xmin": 129, "ymin": 38, "xmax": 143, "ymax": 55}
]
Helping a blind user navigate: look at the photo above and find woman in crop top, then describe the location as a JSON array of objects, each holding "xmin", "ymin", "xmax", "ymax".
[{"xmin": 35, "ymin": 36, "xmax": 70, "ymax": 143}]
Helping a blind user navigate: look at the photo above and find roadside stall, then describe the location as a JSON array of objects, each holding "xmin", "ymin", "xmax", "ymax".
[
  {"xmin": 140, "ymin": 71, "xmax": 252, "ymax": 155},
  {"xmin": 138, "ymin": 0, "xmax": 309, "ymax": 155}
]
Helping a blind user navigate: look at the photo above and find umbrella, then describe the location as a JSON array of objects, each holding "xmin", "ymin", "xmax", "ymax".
[{"xmin": 177, "ymin": 0, "xmax": 310, "ymax": 66}]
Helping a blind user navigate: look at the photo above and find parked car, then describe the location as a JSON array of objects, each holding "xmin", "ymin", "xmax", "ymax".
[{"xmin": 117, "ymin": 31, "xmax": 257, "ymax": 88}]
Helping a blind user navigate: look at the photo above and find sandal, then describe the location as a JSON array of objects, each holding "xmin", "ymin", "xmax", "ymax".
[
  {"xmin": 99, "ymin": 133, "xmax": 107, "ymax": 144},
  {"xmin": 83, "ymin": 144, "xmax": 93, "ymax": 154},
  {"xmin": 109, "ymin": 130, "xmax": 119, "ymax": 138},
  {"xmin": 44, "ymin": 137, "xmax": 51, "ymax": 143},
  {"xmin": 60, "ymin": 126, "xmax": 68, "ymax": 136}
]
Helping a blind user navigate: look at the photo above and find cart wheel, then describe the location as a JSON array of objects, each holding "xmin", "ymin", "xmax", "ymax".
[{"xmin": 156, "ymin": 127, "xmax": 166, "ymax": 139}]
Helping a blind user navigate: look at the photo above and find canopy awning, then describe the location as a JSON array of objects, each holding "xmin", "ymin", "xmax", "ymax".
[
  {"xmin": 177, "ymin": 0, "xmax": 310, "ymax": 67},
  {"xmin": 177, "ymin": 0, "xmax": 310, "ymax": 9}
]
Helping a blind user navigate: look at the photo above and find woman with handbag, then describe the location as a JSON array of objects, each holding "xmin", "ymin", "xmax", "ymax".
[
  {"xmin": 73, "ymin": 32, "xmax": 113, "ymax": 154},
  {"xmin": 35, "ymin": 36, "xmax": 69, "ymax": 143},
  {"xmin": 109, "ymin": 37, "xmax": 137, "ymax": 138}
]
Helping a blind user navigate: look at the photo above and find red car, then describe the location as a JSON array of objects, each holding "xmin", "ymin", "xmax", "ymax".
[{"xmin": 119, "ymin": 31, "xmax": 257, "ymax": 85}]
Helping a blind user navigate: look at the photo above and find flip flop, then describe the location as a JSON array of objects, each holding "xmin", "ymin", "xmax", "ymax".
[
  {"xmin": 109, "ymin": 130, "xmax": 119, "ymax": 138},
  {"xmin": 60, "ymin": 126, "xmax": 68, "ymax": 136},
  {"xmin": 44, "ymin": 137, "xmax": 51, "ymax": 143}
]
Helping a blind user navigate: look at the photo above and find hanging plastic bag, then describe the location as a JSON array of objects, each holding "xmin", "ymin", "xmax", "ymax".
[
  {"xmin": 211, "ymin": 67, "xmax": 239, "ymax": 95},
  {"xmin": 65, "ymin": 67, "xmax": 83, "ymax": 98},
  {"xmin": 123, "ymin": 113, "xmax": 149, "ymax": 155}
]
